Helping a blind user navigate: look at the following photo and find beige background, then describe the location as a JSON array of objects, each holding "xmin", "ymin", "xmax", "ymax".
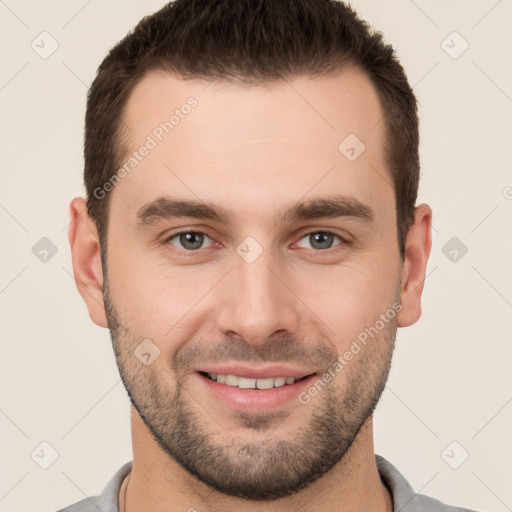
[{"xmin": 1, "ymin": 1, "xmax": 511, "ymax": 511}]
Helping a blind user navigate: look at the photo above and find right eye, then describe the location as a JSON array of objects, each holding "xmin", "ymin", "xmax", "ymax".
[{"xmin": 164, "ymin": 230, "xmax": 215, "ymax": 251}]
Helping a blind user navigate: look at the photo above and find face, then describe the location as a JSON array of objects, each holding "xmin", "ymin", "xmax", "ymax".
[{"xmin": 95, "ymin": 68, "xmax": 407, "ymax": 498}]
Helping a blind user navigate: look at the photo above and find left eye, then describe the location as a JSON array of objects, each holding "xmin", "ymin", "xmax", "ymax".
[
  {"xmin": 166, "ymin": 231, "xmax": 214, "ymax": 251},
  {"xmin": 296, "ymin": 231, "xmax": 343, "ymax": 250}
]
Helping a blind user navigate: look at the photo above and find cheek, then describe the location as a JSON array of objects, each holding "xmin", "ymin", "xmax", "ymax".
[
  {"xmin": 296, "ymin": 255, "xmax": 400, "ymax": 347},
  {"xmin": 106, "ymin": 215, "xmax": 401, "ymax": 351},
  {"xmin": 107, "ymin": 248, "xmax": 219, "ymax": 339}
]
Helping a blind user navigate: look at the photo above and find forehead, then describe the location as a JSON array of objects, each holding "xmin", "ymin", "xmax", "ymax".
[
  {"xmin": 113, "ymin": 67, "xmax": 391, "ymax": 222},
  {"xmin": 123, "ymin": 67, "xmax": 384, "ymax": 147}
]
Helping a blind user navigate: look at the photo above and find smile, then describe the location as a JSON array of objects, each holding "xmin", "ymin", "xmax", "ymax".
[
  {"xmin": 204, "ymin": 372, "xmax": 303, "ymax": 389},
  {"xmin": 196, "ymin": 369, "xmax": 317, "ymax": 412}
]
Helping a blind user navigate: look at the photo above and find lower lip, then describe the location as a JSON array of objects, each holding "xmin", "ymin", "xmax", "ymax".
[{"xmin": 196, "ymin": 372, "xmax": 316, "ymax": 412}]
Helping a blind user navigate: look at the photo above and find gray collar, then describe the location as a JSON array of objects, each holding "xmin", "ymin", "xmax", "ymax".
[{"xmin": 94, "ymin": 455, "xmax": 471, "ymax": 512}]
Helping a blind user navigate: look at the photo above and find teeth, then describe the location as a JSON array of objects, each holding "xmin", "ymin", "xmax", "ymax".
[
  {"xmin": 238, "ymin": 377, "xmax": 256, "ymax": 389},
  {"xmin": 225, "ymin": 374, "xmax": 239, "ymax": 386},
  {"xmin": 207, "ymin": 373, "xmax": 297, "ymax": 389},
  {"xmin": 274, "ymin": 377, "xmax": 286, "ymax": 388},
  {"xmin": 256, "ymin": 378, "xmax": 274, "ymax": 390}
]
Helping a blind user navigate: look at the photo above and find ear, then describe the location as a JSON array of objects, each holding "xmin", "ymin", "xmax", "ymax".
[
  {"xmin": 68, "ymin": 197, "xmax": 108, "ymax": 328},
  {"xmin": 397, "ymin": 203, "xmax": 432, "ymax": 327}
]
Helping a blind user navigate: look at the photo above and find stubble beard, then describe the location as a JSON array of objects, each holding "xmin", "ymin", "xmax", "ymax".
[{"xmin": 103, "ymin": 278, "xmax": 397, "ymax": 500}]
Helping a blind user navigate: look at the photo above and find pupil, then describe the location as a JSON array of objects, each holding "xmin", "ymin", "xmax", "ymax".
[
  {"xmin": 181, "ymin": 232, "xmax": 203, "ymax": 250},
  {"xmin": 311, "ymin": 232, "xmax": 332, "ymax": 249}
]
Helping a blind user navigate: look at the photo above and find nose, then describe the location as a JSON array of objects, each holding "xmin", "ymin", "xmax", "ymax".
[{"xmin": 215, "ymin": 249, "xmax": 300, "ymax": 346}]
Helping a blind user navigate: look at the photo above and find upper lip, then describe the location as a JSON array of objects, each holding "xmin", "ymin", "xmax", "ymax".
[{"xmin": 196, "ymin": 365, "xmax": 316, "ymax": 380}]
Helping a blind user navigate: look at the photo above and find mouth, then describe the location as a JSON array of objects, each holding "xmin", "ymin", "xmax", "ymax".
[
  {"xmin": 195, "ymin": 368, "xmax": 317, "ymax": 412},
  {"xmin": 200, "ymin": 371, "xmax": 310, "ymax": 389}
]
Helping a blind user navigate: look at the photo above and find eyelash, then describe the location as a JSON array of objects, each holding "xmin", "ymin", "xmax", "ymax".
[{"xmin": 163, "ymin": 229, "xmax": 349, "ymax": 254}]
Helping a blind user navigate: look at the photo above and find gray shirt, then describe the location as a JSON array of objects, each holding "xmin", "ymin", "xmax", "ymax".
[{"xmin": 56, "ymin": 455, "xmax": 478, "ymax": 511}]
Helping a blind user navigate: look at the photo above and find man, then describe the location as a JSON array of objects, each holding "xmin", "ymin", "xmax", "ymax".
[{"xmin": 61, "ymin": 0, "xmax": 477, "ymax": 510}]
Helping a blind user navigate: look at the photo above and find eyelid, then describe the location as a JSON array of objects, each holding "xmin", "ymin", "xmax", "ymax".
[
  {"xmin": 163, "ymin": 228, "xmax": 217, "ymax": 251},
  {"xmin": 295, "ymin": 223, "xmax": 352, "ymax": 239},
  {"xmin": 162, "ymin": 227, "xmax": 351, "ymax": 253},
  {"xmin": 294, "ymin": 229, "xmax": 349, "ymax": 250}
]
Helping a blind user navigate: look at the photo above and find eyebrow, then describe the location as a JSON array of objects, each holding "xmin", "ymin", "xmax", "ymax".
[{"xmin": 136, "ymin": 195, "xmax": 374, "ymax": 227}]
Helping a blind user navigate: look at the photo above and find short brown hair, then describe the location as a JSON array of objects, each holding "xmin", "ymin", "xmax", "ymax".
[{"xmin": 84, "ymin": 0, "xmax": 419, "ymax": 257}]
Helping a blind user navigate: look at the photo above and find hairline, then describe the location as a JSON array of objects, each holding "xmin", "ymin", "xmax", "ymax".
[{"xmin": 96, "ymin": 63, "xmax": 406, "ymax": 261}]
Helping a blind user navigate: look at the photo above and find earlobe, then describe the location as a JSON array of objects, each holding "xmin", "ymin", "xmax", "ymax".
[
  {"xmin": 397, "ymin": 203, "xmax": 432, "ymax": 328},
  {"xmin": 68, "ymin": 197, "xmax": 108, "ymax": 328}
]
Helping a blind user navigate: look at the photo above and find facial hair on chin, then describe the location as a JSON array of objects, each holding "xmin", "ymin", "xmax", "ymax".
[{"xmin": 103, "ymin": 277, "xmax": 398, "ymax": 500}]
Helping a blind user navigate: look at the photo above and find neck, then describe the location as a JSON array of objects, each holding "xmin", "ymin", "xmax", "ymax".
[{"xmin": 124, "ymin": 408, "xmax": 393, "ymax": 512}]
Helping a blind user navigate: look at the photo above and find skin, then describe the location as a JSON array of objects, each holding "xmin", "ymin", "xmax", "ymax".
[{"xmin": 68, "ymin": 67, "xmax": 432, "ymax": 511}]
